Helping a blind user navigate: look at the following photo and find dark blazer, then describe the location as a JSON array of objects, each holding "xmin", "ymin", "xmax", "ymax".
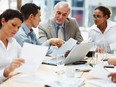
[{"xmin": 38, "ymin": 17, "xmax": 83, "ymax": 44}]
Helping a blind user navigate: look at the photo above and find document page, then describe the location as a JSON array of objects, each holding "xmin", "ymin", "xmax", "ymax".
[
  {"xmin": 13, "ymin": 74, "xmax": 85, "ymax": 87},
  {"xmin": 14, "ymin": 43, "xmax": 48, "ymax": 74},
  {"xmin": 88, "ymin": 79, "xmax": 116, "ymax": 87},
  {"xmin": 88, "ymin": 64, "xmax": 110, "ymax": 79},
  {"xmin": 49, "ymin": 38, "xmax": 77, "ymax": 56},
  {"xmin": 87, "ymin": 64, "xmax": 116, "ymax": 87}
]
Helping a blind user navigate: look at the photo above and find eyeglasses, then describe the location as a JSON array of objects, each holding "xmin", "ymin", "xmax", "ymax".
[
  {"xmin": 57, "ymin": 11, "xmax": 68, "ymax": 17},
  {"xmin": 93, "ymin": 15, "xmax": 104, "ymax": 19}
]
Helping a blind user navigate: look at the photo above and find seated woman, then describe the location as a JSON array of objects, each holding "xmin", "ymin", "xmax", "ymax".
[
  {"xmin": 88, "ymin": 6, "xmax": 116, "ymax": 53},
  {"xmin": 0, "ymin": 9, "xmax": 24, "ymax": 83}
]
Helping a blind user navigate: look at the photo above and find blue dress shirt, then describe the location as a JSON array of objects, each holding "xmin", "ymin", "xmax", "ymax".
[{"xmin": 14, "ymin": 23, "xmax": 52, "ymax": 54}]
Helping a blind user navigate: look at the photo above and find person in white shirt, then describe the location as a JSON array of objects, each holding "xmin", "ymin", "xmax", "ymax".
[
  {"xmin": 0, "ymin": 9, "xmax": 24, "ymax": 83},
  {"xmin": 88, "ymin": 6, "xmax": 116, "ymax": 53}
]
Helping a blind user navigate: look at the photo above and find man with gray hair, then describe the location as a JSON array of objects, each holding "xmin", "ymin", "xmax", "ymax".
[{"xmin": 38, "ymin": 1, "xmax": 83, "ymax": 44}]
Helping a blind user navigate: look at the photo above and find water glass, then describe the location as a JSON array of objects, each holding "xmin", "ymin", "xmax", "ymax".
[
  {"xmin": 56, "ymin": 54, "xmax": 65, "ymax": 75},
  {"xmin": 65, "ymin": 67, "xmax": 75, "ymax": 78}
]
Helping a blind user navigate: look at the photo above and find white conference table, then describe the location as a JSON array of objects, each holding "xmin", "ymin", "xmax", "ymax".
[
  {"xmin": 0, "ymin": 54, "xmax": 115, "ymax": 87},
  {"xmin": 0, "ymin": 65, "xmax": 99, "ymax": 87}
]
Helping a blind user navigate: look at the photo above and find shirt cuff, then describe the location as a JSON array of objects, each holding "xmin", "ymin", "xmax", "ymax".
[
  {"xmin": 42, "ymin": 40, "xmax": 52, "ymax": 54},
  {"xmin": 42, "ymin": 40, "xmax": 50, "ymax": 47}
]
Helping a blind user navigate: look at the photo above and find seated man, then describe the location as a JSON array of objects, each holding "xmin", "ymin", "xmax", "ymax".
[
  {"xmin": 14, "ymin": 3, "xmax": 64, "ymax": 50},
  {"xmin": 38, "ymin": 1, "xmax": 83, "ymax": 44}
]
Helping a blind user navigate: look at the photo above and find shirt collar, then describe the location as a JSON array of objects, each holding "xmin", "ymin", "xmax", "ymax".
[
  {"xmin": 21, "ymin": 23, "xmax": 32, "ymax": 36},
  {"xmin": 91, "ymin": 20, "xmax": 116, "ymax": 32},
  {"xmin": 0, "ymin": 37, "xmax": 13, "ymax": 47},
  {"xmin": 54, "ymin": 22, "xmax": 64, "ymax": 29}
]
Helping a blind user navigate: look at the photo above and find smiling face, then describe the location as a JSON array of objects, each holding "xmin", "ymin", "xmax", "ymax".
[
  {"xmin": 1, "ymin": 18, "xmax": 22, "ymax": 37},
  {"xmin": 54, "ymin": 5, "xmax": 70, "ymax": 25},
  {"xmin": 93, "ymin": 9, "xmax": 107, "ymax": 26}
]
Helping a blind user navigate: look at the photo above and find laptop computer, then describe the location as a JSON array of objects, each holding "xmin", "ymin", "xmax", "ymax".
[{"xmin": 43, "ymin": 43, "xmax": 93, "ymax": 65}]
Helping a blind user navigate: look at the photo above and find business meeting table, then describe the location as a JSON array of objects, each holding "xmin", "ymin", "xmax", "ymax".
[{"xmin": 0, "ymin": 53, "xmax": 116, "ymax": 87}]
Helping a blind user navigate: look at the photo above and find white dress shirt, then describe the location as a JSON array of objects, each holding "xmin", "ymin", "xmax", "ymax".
[
  {"xmin": 0, "ymin": 38, "xmax": 21, "ymax": 83},
  {"xmin": 88, "ymin": 20, "xmax": 116, "ymax": 53}
]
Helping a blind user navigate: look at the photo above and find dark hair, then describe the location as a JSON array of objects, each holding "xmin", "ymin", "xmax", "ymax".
[
  {"xmin": 0, "ymin": 9, "xmax": 23, "ymax": 29},
  {"xmin": 21, "ymin": 3, "xmax": 41, "ymax": 20},
  {"xmin": 95, "ymin": 6, "xmax": 111, "ymax": 19}
]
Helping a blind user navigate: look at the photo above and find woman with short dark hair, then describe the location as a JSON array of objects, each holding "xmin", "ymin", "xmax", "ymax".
[
  {"xmin": 88, "ymin": 6, "xmax": 116, "ymax": 53},
  {"xmin": 0, "ymin": 9, "xmax": 24, "ymax": 83}
]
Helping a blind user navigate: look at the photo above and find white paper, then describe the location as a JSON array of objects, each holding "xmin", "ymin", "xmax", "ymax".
[
  {"xmin": 88, "ymin": 79, "xmax": 116, "ymax": 87},
  {"xmin": 88, "ymin": 64, "xmax": 110, "ymax": 79},
  {"xmin": 15, "ymin": 43, "xmax": 48, "ymax": 74},
  {"xmin": 49, "ymin": 78, "xmax": 85, "ymax": 87},
  {"xmin": 13, "ymin": 74, "xmax": 85, "ymax": 87},
  {"xmin": 13, "ymin": 74, "xmax": 55, "ymax": 84},
  {"xmin": 49, "ymin": 38, "xmax": 77, "ymax": 56},
  {"xmin": 105, "ymin": 68, "xmax": 116, "ymax": 73},
  {"xmin": 66, "ymin": 64, "xmax": 92, "ymax": 72}
]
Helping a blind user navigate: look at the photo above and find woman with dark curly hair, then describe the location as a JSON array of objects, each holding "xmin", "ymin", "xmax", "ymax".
[{"xmin": 88, "ymin": 6, "xmax": 116, "ymax": 53}]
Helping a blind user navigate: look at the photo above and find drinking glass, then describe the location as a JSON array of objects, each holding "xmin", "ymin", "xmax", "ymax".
[
  {"xmin": 96, "ymin": 43, "xmax": 108, "ymax": 65},
  {"xmin": 51, "ymin": 54, "xmax": 65, "ymax": 87},
  {"xmin": 56, "ymin": 54, "xmax": 65, "ymax": 75},
  {"xmin": 65, "ymin": 67, "xmax": 75, "ymax": 78}
]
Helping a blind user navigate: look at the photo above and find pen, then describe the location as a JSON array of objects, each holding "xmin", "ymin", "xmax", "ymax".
[
  {"xmin": 44, "ymin": 85, "xmax": 51, "ymax": 87},
  {"xmin": 101, "ymin": 58, "xmax": 109, "ymax": 61},
  {"xmin": 42, "ymin": 62, "xmax": 56, "ymax": 66},
  {"xmin": 89, "ymin": 63, "xmax": 93, "ymax": 67},
  {"xmin": 75, "ymin": 69, "xmax": 90, "ymax": 72},
  {"xmin": 104, "ymin": 65, "xmax": 114, "ymax": 68}
]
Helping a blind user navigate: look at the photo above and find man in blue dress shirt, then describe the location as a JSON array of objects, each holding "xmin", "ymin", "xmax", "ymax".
[{"xmin": 14, "ymin": 3, "xmax": 64, "ymax": 49}]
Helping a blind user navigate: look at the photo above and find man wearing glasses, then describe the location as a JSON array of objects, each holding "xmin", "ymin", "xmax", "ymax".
[
  {"xmin": 88, "ymin": 6, "xmax": 116, "ymax": 53},
  {"xmin": 38, "ymin": 1, "xmax": 83, "ymax": 44}
]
